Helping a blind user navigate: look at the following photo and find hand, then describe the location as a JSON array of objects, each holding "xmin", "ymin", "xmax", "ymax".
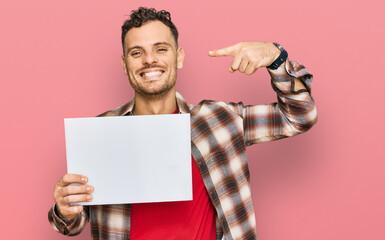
[
  {"xmin": 53, "ymin": 174, "xmax": 94, "ymax": 220},
  {"xmin": 208, "ymin": 42, "xmax": 281, "ymax": 75}
]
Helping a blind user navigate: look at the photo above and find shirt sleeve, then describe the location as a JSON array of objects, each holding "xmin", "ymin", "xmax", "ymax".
[
  {"xmin": 227, "ymin": 59, "xmax": 317, "ymax": 146},
  {"xmin": 48, "ymin": 204, "xmax": 89, "ymax": 236}
]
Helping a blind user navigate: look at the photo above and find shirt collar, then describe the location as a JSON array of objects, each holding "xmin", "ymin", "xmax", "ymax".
[{"xmin": 119, "ymin": 91, "xmax": 190, "ymax": 116}]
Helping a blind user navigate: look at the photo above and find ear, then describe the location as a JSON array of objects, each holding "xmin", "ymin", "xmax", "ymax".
[
  {"xmin": 176, "ymin": 47, "xmax": 185, "ymax": 69},
  {"xmin": 121, "ymin": 55, "xmax": 128, "ymax": 75}
]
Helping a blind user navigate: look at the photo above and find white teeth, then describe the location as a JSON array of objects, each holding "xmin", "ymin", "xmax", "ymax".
[{"xmin": 142, "ymin": 71, "xmax": 162, "ymax": 78}]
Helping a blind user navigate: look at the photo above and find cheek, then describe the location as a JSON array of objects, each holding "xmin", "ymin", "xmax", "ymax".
[{"xmin": 126, "ymin": 59, "xmax": 141, "ymax": 71}]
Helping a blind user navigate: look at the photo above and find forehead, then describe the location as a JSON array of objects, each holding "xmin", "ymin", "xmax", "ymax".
[{"xmin": 124, "ymin": 20, "xmax": 175, "ymax": 48}]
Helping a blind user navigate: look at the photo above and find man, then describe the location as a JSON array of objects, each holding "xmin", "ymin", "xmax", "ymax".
[{"xmin": 49, "ymin": 7, "xmax": 317, "ymax": 240}]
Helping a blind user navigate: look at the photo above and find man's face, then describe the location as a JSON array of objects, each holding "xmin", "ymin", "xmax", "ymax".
[{"xmin": 121, "ymin": 20, "xmax": 184, "ymax": 97}]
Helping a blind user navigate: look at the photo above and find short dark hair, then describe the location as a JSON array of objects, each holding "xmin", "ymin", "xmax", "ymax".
[{"xmin": 121, "ymin": 7, "xmax": 179, "ymax": 55}]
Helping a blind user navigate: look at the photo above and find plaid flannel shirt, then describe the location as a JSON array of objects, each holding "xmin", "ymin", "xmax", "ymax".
[{"xmin": 49, "ymin": 59, "xmax": 317, "ymax": 240}]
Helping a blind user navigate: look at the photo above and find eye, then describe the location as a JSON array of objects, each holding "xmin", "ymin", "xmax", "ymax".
[
  {"xmin": 157, "ymin": 48, "xmax": 168, "ymax": 53},
  {"xmin": 131, "ymin": 51, "xmax": 142, "ymax": 57}
]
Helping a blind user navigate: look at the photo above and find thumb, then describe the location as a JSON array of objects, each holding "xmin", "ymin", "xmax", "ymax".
[{"xmin": 208, "ymin": 45, "xmax": 237, "ymax": 57}]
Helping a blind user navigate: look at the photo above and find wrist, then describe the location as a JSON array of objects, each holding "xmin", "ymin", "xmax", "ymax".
[
  {"xmin": 55, "ymin": 204, "xmax": 76, "ymax": 221},
  {"xmin": 54, "ymin": 204, "xmax": 66, "ymax": 219},
  {"xmin": 271, "ymin": 42, "xmax": 281, "ymax": 61},
  {"xmin": 267, "ymin": 43, "xmax": 288, "ymax": 70}
]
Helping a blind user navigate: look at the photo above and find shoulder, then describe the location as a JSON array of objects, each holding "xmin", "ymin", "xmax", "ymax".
[{"xmin": 191, "ymin": 99, "xmax": 244, "ymax": 118}]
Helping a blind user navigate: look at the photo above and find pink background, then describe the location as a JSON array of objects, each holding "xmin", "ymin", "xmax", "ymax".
[{"xmin": 1, "ymin": 0, "xmax": 384, "ymax": 239}]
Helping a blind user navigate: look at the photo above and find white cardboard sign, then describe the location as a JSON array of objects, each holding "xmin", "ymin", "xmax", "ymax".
[{"xmin": 64, "ymin": 114, "xmax": 192, "ymax": 205}]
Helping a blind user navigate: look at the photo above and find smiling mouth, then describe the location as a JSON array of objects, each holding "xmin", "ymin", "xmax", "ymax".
[{"xmin": 140, "ymin": 70, "xmax": 164, "ymax": 80}]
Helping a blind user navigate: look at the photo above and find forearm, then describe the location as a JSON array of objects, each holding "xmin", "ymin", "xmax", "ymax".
[
  {"xmin": 268, "ymin": 59, "xmax": 317, "ymax": 132},
  {"xmin": 229, "ymin": 59, "xmax": 316, "ymax": 145}
]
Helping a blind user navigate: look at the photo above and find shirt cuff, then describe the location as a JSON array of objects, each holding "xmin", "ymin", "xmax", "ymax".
[
  {"xmin": 48, "ymin": 204, "xmax": 81, "ymax": 235},
  {"xmin": 267, "ymin": 59, "xmax": 314, "ymax": 95}
]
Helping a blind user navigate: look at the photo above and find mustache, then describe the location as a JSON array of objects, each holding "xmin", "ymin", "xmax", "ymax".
[{"xmin": 137, "ymin": 65, "xmax": 165, "ymax": 73}]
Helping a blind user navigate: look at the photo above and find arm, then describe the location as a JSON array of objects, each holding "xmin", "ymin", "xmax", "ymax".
[
  {"xmin": 209, "ymin": 42, "xmax": 317, "ymax": 145},
  {"xmin": 48, "ymin": 174, "xmax": 93, "ymax": 236},
  {"xmin": 243, "ymin": 59, "xmax": 316, "ymax": 145}
]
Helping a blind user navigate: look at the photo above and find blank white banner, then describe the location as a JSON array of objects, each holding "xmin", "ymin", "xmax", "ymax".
[{"xmin": 64, "ymin": 114, "xmax": 192, "ymax": 205}]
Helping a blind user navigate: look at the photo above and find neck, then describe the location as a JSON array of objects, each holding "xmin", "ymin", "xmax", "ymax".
[{"xmin": 133, "ymin": 89, "xmax": 177, "ymax": 115}]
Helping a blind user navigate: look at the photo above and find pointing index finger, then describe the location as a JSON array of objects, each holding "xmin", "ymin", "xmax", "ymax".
[{"xmin": 208, "ymin": 44, "xmax": 237, "ymax": 57}]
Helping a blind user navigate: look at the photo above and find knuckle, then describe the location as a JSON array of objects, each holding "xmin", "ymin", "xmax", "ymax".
[
  {"xmin": 54, "ymin": 186, "xmax": 63, "ymax": 198},
  {"xmin": 63, "ymin": 195, "xmax": 71, "ymax": 203},
  {"xmin": 53, "ymin": 184, "xmax": 59, "ymax": 194},
  {"xmin": 53, "ymin": 190, "xmax": 60, "ymax": 200},
  {"xmin": 240, "ymin": 47, "xmax": 248, "ymax": 53},
  {"xmin": 62, "ymin": 174, "xmax": 70, "ymax": 183},
  {"xmin": 58, "ymin": 199, "xmax": 66, "ymax": 208},
  {"xmin": 55, "ymin": 179, "xmax": 62, "ymax": 188},
  {"xmin": 63, "ymin": 186, "xmax": 71, "ymax": 195}
]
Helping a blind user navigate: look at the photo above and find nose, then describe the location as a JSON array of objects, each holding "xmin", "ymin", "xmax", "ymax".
[{"xmin": 142, "ymin": 51, "xmax": 158, "ymax": 65}]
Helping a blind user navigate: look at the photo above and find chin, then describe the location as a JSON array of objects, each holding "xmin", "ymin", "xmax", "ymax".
[{"xmin": 129, "ymin": 73, "xmax": 176, "ymax": 97}]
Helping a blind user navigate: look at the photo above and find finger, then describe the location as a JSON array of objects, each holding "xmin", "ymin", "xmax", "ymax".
[
  {"xmin": 229, "ymin": 54, "xmax": 243, "ymax": 73},
  {"xmin": 61, "ymin": 185, "xmax": 94, "ymax": 197},
  {"xmin": 245, "ymin": 63, "xmax": 257, "ymax": 75},
  {"xmin": 62, "ymin": 194, "xmax": 93, "ymax": 205},
  {"xmin": 58, "ymin": 174, "xmax": 88, "ymax": 187},
  {"xmin": 239, "ymin": 59, "xmax": 249, "ymax": 73},
  {"xmin": 208, "ymin": 45, "xmax": 237, "ymax": 57}
]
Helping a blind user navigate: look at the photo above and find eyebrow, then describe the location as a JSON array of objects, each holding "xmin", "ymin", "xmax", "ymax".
[{"xmin": 126, "ymin": 42, "xmax": 173, "ymax": 54}]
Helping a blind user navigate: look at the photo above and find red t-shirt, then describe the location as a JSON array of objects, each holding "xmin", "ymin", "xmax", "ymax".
[{"xmin": 130, "ymin": 109, "xmax": 216, "ymax": 240}]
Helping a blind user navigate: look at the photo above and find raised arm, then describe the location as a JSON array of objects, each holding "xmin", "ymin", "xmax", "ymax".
[{"xmin": 209, "ymin": 42, "xmax": 317, "ymax": 145}]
